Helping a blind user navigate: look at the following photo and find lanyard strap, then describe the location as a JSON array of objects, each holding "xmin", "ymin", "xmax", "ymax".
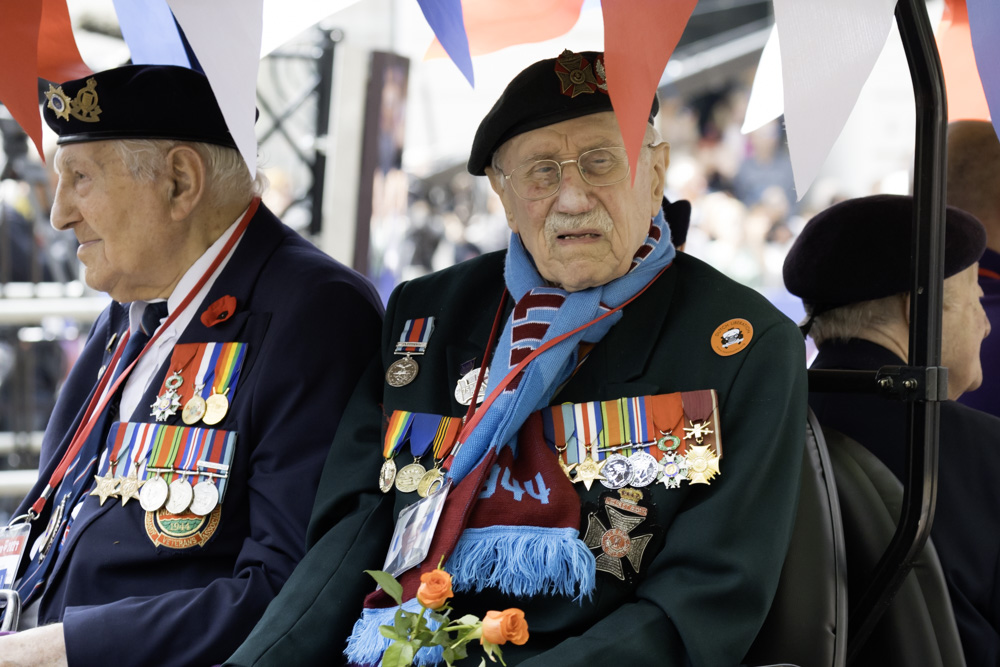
[
  {"xmin": 26, "ymin": 197, "xmax": 260, "ymax": 520},
  {"xmin": 443, "ymin": 263, "xmax": 669, "ymax": 472}
]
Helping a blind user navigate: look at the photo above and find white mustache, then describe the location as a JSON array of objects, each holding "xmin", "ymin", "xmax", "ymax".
[{"xmin": 545, "ymin": 208, "xmax": 614, "ymax": 236}]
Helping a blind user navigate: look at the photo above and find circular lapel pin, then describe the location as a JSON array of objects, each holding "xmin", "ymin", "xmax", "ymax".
[{"xmin": 711, "ymin": 318, "xmax": 753, "ymax": 357}]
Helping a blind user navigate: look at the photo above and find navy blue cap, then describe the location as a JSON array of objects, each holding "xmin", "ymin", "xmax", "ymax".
[
  {"xmin": 783, "ymin": 194, "xmax": 986, "ymax": 311},
  {"xmin": 43, "ymin": 65, "xmax": 238, "ymax": 149},
  {"xmin": 468, "ymin": 50, "xmax": 659, "ymax": 176}
]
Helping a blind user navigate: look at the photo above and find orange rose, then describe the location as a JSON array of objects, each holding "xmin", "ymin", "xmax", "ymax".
[
  {"xmin": 480, "ymin": 608, "xmax": 529, "ymax": 646},
  {"xmin": 416, "ymin": 569, "xmax": 454, "ymax": 610}
]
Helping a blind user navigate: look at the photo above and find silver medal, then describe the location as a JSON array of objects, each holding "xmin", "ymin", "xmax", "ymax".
[
  {"xmin": 190, "ymin": 480, "xmax": 220, "ymax": 516},
  {"xmin": 454, "ymin": 367, "xmax": 488, "ymax": 406},
  {"xmin": 627, "ymin": 451, "xmax": 660, "ymax": 487},
  {"xmin": 139, "ymin": 474, "xmax": 169, "ymax": 512},
  {"xmin": 599, "ymin": 454, "xmax": 634, "ymax": 489},
  {"xmin": 151, "ymin": 372, "xmax": 184, "ymax": 422},
  {"xmin": 165, "ymin": 478, "xmax": 194, "ymax": 514},
  {"xmin": 386, "ymin": 357, "xmax": 418, "ymax": 387}
]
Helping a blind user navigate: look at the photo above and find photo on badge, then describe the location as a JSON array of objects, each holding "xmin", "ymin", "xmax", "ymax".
[{"xmin": 383, "ymin": 479, "xmax": 452, "ymax": 578}]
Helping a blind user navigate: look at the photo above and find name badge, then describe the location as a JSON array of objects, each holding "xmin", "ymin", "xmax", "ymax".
[
  {"xmin": 0, "ymin": 522, "xmax": 31, "ymax": 589},
  {"xmin": 382, "ymin": 478, "xmax": 452, "ymax": 578}
]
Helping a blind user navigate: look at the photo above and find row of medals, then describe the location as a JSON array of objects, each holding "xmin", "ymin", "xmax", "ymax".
[
  {"xmin": 137, "ymin": 468, "xmax": 222, "ymax": 516},
  {"xmin": 380, "ymin": 365, "xmax": 486, "ymax": 497},
  {"xmin": 150, "ymin": 370, "xmax": 230, "ymax": 425}
]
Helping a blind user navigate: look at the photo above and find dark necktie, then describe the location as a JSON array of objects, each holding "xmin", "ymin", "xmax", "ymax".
[{"xmin": 16, "ymin": 301, "xmax": 168, "ymax": 605}]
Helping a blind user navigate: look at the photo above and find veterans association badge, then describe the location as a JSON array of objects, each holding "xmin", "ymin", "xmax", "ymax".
[
  {"xmin": 711, "ymin": 318, "xmax": 753, "ymax": 357},
  {"xmin": 145, "ymin": 505, "xmax": 221, "ymax": 549},
  {"xmin": 582, "ymin": 488, "xmax": 663, "ymax": 584}
]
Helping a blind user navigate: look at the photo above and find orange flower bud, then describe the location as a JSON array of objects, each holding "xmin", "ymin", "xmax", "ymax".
[
  {"xmin": 480, "ymin": 608, "xmax": 529, "ymax": 646},
  {"xmin": 416, "ymin": 569, "xmax": 454, "ymax": 610}
]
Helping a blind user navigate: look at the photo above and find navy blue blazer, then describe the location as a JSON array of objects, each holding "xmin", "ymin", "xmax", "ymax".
[
  {"xmin": 810, "ymin": 338, "xmax": 1000, "ymax": 667},
  {"xmin": 12, "ymin": 203, "xmax": 383, "ymax": 665}
]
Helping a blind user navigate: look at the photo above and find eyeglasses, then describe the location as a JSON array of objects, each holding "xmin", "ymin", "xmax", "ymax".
[{"xmin": 499, "ymin": 146, "xmax": 638, "ymax": 201}]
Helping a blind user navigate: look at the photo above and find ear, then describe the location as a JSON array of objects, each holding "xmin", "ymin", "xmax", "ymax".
[
  {"xmin": 647, "ymin": 142, "xmax": 669, "ymax": 217},
  {"xmin": 164, "ymin": 145, "xmax": 206, "ymax": 221},
  {"xmin": 484, "ymin": 165, "xmax": 518, "ymax": 233}
]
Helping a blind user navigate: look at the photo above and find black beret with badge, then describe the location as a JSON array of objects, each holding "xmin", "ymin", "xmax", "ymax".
[
  {"xmin": 468, "ymin": 49, "xmax": 660, "ymax": 176},
  {"xmin": 43, "ymin": 64, "xmax": 238, "ymax": 149},
  {"xmin": 783, "ymin": 194, "xmax": 986, "ymax": 314}
]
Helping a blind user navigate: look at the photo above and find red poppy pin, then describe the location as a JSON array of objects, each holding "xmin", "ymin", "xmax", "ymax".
[{"xmin": 201, "ymin": 295, "xmax": 236, "ymax": 328}]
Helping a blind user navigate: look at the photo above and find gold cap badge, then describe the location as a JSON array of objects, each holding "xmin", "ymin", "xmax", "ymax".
[{"xmin": 45, "ymin": 78, "xmax": 102, "ymax": 124}]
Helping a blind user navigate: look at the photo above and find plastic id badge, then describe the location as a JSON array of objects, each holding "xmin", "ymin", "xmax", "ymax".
[
  {"xmin": 383, "ymin": 478, "xmax": 452, "ymax": 578},
  {"xmin": 0, "ymin": 523, "xmax": 31, "ymax": 590}
]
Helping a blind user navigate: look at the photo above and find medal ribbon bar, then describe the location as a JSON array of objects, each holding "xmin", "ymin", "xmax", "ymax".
[
  {"xmin": 382, "ymin": 410, "xmax": 414, "ymax": 459},
  {"xmin": 393, "ymin": 317, "xmax": 435, "ymax": 355}
]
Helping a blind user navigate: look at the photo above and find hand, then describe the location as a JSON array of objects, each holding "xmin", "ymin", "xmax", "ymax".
[{"xmin": 0, "ymin": 623, "xmax": 68, "ymax": 667}]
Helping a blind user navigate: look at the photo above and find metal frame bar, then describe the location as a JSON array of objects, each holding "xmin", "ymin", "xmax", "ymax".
[{"xmin": 844, "ymin": 0, "xmax": 948, "ymax": 660}]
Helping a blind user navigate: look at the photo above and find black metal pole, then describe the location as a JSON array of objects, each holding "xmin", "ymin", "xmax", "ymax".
[
  {"xmin": 846, "ymin": 0, "xmax": 947, "ymax": 661},
  {"xmin": 310, "ymin": 28, "xmax": 339, "ymax": 237}
]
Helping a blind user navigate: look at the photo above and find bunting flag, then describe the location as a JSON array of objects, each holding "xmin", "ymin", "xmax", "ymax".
[
  {"xmin": 416, "ymin": 0, "xmax": 475, "ymax": 86},
  {"xmin": 769, "ymin": 0, "xmax": 897, "ymax": 200},
  {"xmin": 937, "ymin": 0, "xmax": 989, "ymax": 122},
  {"xmin": 0, "ymin": 0, "xmax": 90, "ymax": 159},
  {"xmin": 425, "ymin": 0, "xmax": 584, "ymax": 60},
  {"xmin": 260, "ymin": 0, "xmax": 362, "ymax": 57},
  {"xmin": 113, "ymin": 0, "xmax": 190, "ymax": 68},
  {"xmin": 741, "ymin": 25, "xmax": 782, "ymax": 135},
  {"xmin": 167, "ymin": 0, "xmax": 264, "ymax": 178},
  {"xmin": 967, "ymin": 0, "xmax": 1000, "ymax": 142},
  {"xmin": 601, "ymin": 0, "xmax": 698, "ymax": 184}
]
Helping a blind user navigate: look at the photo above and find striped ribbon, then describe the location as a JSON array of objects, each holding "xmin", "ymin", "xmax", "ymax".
[
  {"xmin": 394, "ymin": 317, "xmax": 435, "ymax": 354},
  {"xmin": 383, "ymin": 410, "xmax": 415, "ymax": 459}
]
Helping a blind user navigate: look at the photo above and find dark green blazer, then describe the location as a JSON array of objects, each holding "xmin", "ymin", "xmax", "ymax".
[{"xmin": 229, "ymin": 250, "xmax": 807, "ymax": 666}]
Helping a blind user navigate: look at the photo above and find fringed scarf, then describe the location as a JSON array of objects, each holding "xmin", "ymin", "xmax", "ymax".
[{"xmin": 346, "ymin": 210, "xmax": 675, "ymax": 666}]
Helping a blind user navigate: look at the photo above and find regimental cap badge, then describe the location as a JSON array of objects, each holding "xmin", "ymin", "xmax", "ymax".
[
  {"xmin": 45, "ymin": 78, "xmax": 102, "ymax": 124},
  {"xmin": 554, "ymin": 49, "xmax": 609, "ymax": 98}
]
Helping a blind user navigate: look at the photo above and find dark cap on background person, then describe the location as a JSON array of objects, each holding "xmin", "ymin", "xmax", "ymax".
[
  {"xmin": 784, "ymin": 194, "xmax": 986, "ymax": 315},
  {"xmin": 42, "ymin": 64, "xmax": 238, "ymax": 149},
  {"xmin": 468, "ymin": 49, "xmax": 659, "ymax": 175}
]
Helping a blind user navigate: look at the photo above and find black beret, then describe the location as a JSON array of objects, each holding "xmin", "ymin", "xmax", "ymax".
[
  {"xmin": 468, "ymin": 50, "xmax": 659, "ymax": 176},
  {"xmin": 43, "ymin": 65, "xmax": 238, "ymax": 149},
  {"xmin": 783, "ymin": 194, "xmax": 986, "ymax": 311}
]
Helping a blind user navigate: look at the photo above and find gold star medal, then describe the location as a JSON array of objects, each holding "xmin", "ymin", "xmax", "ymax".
[
  {"xmin": 573, "ymin": 454, "xmax": 606, "ymax": 491},
  {"xmin": 119, "ymin": 466, "xmax": 146, "ymax": 507},
  {"xmin": 90, "ymin": 468, "xmax": 120, "ymax": 506}
]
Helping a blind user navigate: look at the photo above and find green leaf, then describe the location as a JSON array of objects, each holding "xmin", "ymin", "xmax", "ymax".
[
  {"xmin": 454, "ymin": 614, "xmax": 479, "ymax": 626},
  {"xmin": 378, "ymin": 625, "xmax": 404, "ymax": 641},
  {"xmin": 381, "ymin": 640, "xmax": 415, "ymax": 667},
  {"xmin": 395, "ymin": 608, "xmax": 410, "ymax": 634},
  {"xmin": 366, "ymin": 570, "xmax": 404, "ymax": 605}
]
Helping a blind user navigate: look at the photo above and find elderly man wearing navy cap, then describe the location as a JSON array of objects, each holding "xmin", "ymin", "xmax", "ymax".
[
  {"xmin": 229, "ymin": 50, "xmax": 806, "ymax": 667},
  {"xmin": 785, "ymin": 194, "xmax": 1000, "ymax": 665},
  {"xmin": 0, "ymin": 65, "xmax": 383, "ymax": 666}
]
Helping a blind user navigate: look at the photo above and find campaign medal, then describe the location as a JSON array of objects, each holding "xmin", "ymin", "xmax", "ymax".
[
  {"xmin": 684, "ymin": 445, "xmax": 721, "ymax": 485},
  {"xmin": 191, "ymin": 476, "xmax": 221, "ymax": 516},
  {"xmin": 600, "ymin": 453, "xmax": 633, "ymax": 490},
  {"xmin": 415, "ymin": 414, "xmax": 461, "ymax": 498},
  {"xmin": 627, "ymin": 451, "xmax": 659, "ymax": 487},
  {"xmin": 454, "ymin": 367, "xmax": 488, "ymax": 406},
  {"xmin": 583, "ymin": 488, "xmax": 660, "ymax": 584},
  {"xmin": 140, "ymin": 471, "xmax": 169, "ymax": 512},
  {"xmin": 151, "ymin": 372, "xmax": 184, "ymax": 422},
  {"xmin": 380, "ymin": 411, "xmax": 415, "ymax": 493},
  {"xmin": 395, "ymin": 412, "xmax": 439, "ymax": 494},
  {"xmin": 165, "ymin": 476, "xmax": 194, "ymax": 514},
  {"xmin": 573, "ymin": 455, "xmax": 606, "ymax": 491},
  {"xmin": 182, "ymin": 383, "xmax": 207, "ymax": 425},
  {"xmin": 90, "ymin": 467, "xmax": 120, "ymax": 506},
  {"xmin": 202, "ymin": 387, "xmax": 230, "ymax": 426},
  {"xmin": 379, "ymin": 459, "xmax": 398, "ymax": 493},
  {"xmin": 386, "ymin": 317, "xmax": 435, "ymax": 388},
  {"xmin": 386, "ymin": 357, "xmax": 418, "ymax": 388},
  {"xmin": 118, "ymin": 464, "xmax": 146, "ymax": 507}
]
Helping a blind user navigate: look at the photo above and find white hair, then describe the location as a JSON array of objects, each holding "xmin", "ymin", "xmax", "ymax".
[{"xmin": 111, "ymin": 139, "xmax": 267, "ymax": 205}]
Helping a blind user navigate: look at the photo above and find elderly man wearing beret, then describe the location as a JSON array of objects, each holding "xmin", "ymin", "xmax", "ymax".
[
  {"xmin": 0, "ymin": 65, "xmax": 383, "ymax": 666},
  {"xmin": 229, "ymin": 50, "xmax": 807, "ymax": 667},
  {"xmin": 784, "ymin": 194, "xmax": 1000, "ymax": 665}
]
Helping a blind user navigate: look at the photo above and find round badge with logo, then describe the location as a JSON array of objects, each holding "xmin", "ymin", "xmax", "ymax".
[
  {"xmin": 386, "ymin": 357, "xmax": 419, "ymax": 387},
  {"xmin": 145, "ymin": 505, "xmax": 222, "ymax": 549},
  {"xmin": 711, "ymin": 318, "xmax": 753, "ymax": 357}
]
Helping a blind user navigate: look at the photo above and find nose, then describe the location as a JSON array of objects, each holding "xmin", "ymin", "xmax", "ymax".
[
  {"xmin": 552, "ymin": 162, "xmax": 593, "ymax": 215},
  {"xmin": 50, "ymin": 178, "xmax": 77, "ymax": 231}
]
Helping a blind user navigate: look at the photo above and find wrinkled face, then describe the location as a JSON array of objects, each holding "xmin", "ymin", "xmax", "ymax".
[
  {"xmin": 486, "ymin": 112, "xmax": 667, "ymax": 292},
  {"xmin": 50, "ymin": 141, "xmax": 175, "ymax": 302},
  {"xmin": 942, "ymin": 263, "xmax": 991, "ymax": 399}
]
